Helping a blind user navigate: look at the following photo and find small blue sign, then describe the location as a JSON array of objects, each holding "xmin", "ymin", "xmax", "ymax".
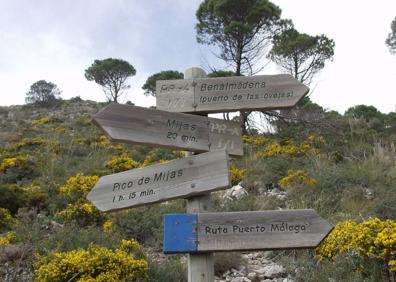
[{"xmin": 163, "ymin": 213, "xmax": 198, "ymax": 253}]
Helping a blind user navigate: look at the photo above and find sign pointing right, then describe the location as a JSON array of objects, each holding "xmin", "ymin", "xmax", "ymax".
[
  {"xmin": 156, "ymin": 74, "xmax": 309, "ymax": 114},
  {"xmin": 163, "ymin": 209, "xmax": 333, "ymax": 253}
]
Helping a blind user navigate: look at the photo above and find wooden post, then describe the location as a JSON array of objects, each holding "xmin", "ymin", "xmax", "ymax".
[{"xmin": 185, "ymin": 67, "xmax": 215, "ymax": 282}]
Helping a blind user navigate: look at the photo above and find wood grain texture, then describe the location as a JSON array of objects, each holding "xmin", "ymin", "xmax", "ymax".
[
  {"xmin": 196, "ymin": 209, "xmax": 333, "ymax": 252},
  {"xmin": 156, "ymin": 74, "xmax": 309, "ymax": 113},
  {"xmin": 92, "ymin": 103, "xmax": 242, "ymax": 156},
  {"xmin": 87, "ymin": 150, "xmax": 231, "ymax": 212},
  {"xmin": 184, "ymin": 67, "xmax": 215, "ymax": 282}
]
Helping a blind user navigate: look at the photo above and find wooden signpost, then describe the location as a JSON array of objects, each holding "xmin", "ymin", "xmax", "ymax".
[
  {"xmin": 92, "ymin": 103, "xmax": 243, "ymax": 156},
  {"xmin": 163, "ymin": 209, "xmax": 333, "ymax": 253},
  {"xmin": 156, "ymin": 74, "xmax": 310, "ymax": 113},
  {"xmin": 87, "ymin": 150, "xmax": 230, "ymax": 212},
  {"xmin": 86, "ymin": 66, "xmax": 329, "ymax": 282}
]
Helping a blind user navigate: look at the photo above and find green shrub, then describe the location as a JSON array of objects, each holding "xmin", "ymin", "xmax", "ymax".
[
  {"xmin": 214, "ymin": 252, "xmax": 243, "ymax": 276},
  {"xmin": 0, "ymin": 184, "xmax": 25, "ymax": 214},
  {"xmin": 284, "ymin": 251, "xmax": 383, "ymax": 282},
  {"xmin": 0, "ymin": 207, "xmax": 14, "ymax": 231},
  {"xmin": 148, "ymin": 257, "xmax": 186, "ymax": 282},
  {"xmin": 0, "ymin": 183, "xmax": 48, "ymax": 214},
  {"xmin": 114, "ymin": 200, "xmax": 184, "ymax": 247}
]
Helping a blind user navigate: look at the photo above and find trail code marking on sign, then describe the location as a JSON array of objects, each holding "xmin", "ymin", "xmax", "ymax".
[{"xmin": 92, "ymin": 103, "xmax": 243, "ymax": 156}]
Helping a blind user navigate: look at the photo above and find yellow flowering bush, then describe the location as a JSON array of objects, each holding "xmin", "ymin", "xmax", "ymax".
[
  {"xmin": 0, "ymin": 232, "xmax": 16, "ymax": 246},
  {"xmin": 258, "ymin": 139, "xmax": 318, "ymax": 158},
  {"xmin": 56, "ymin": 200, "xmax": 104, "ymax": 226},
  {"xmin": 242, "ymin": 135, "xmax": 270, "ymax": 146},
  {"xmin": 0, "ymin": 155, "xmax": 28, "ymax": 172},
  {"xmin": 141, "ymin": 158, "xmax": 170, "ymax": 168},
  {"xmin": 54, "ymin": 127, "xmax": 68, "ymax": 134},
  {"xmin": 34, "ymin": 241, "xmax": 148, "ymax": 282},
  {"xmin": 119, "ymin": 239, "xmax": 144, "ymax": 257},
  {"xmin": 141, "ymin": 149, "xmax": 184, "ymax": 167},
  {"xmin": 140, "ymin": 158, "xmax": 151, "ymax": 168},
  {"xmin": 93, "ymin": 135, "xmax": 110, "ymax": 147},
  {"xmin": 59, "ymin": 173, "xmax": 99, "ymax": 197},
  {"xmin": 75, "ymin": 117, "xmax": 92, "ymax": 126},
  {"xmin": 72, "ymin": 138, "xmax": 88, "ymax": 145},
  {"xmin": 10, "ymin": 137, "xmax": 49, "ymax": 151},
  {"xmin": 31, "ymin": 117, "xmax": 51, "ymax": 126},
  {"xmin": 307, "ymin": 134, "xmax": 326, "ymax": 145},
  {"xmin": 103, "ymin": 220, "xmax": 113, "ymax": 233},
  {"xmin": 230, "ymin": 165, "xmax": 246, "ymax": 185},
  {"xmin": 105, "ymin": 157, "xmax": 139, "ymax": 173},
  {"xmin": 109, "ymin": 144, "xmax": 129, "ymax": 154},
  {"xmin": 317, "ymin": 218, "xmax": 396, "ymax": 272},
  {"xmin": 278, "ymin": 169, "xmax": 317, "ymax": 189},
  {"xmin": 73, "ymin": 135, "xmax": 111, "ymax": 148},
  {"xmin": 58, "ymin": 174, "xmax": 102, "ymax": 226},
  {"xmin": 244, "ymin": 135, "xmax": 325, "ymax": 158},
  {"xmin": 0, "ymin": 207, "xmax": 14, "ymax": 231}
]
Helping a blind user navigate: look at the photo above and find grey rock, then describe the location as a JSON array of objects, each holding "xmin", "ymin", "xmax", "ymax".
[
  {"xmin": 223, "ymin": 184, "xmax": 248, "ymax": 200},
  {"xmin": 262, "ymin": 264, "xmax": 286, "ymax": 279},
  {"xmin": 247, "ymin": 272, "xmax": 257, "ymax": 280},
  {"xmin": 231, "ymin": 277, "xmax": 251, "ymax": 282}
]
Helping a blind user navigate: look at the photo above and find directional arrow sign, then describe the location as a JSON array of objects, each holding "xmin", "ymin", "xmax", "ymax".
[
  {"xmin": 92, "ymin": 103, "xmax": 243, "ymax": 156},
  {"xmin": 163, "ymin": 209, "xmax": 333, "ymax": 253},
  {"xmin": 87, "ymin": 150, "xmax": 231, "ymax": 212},
  {"xmin": 156, "ymin": 74, "xmax": 309, "ymax": 113}
]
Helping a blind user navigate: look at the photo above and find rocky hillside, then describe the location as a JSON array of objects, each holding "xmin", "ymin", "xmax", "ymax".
[{"xmin": 0, "ymin": 98, "xmax": 395, "ymax": 281}]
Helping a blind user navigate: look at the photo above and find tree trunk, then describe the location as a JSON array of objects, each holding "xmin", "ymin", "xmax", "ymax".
[
  {"xmin": 240, "ymin": 111, "xmax": 248, "ymax": 135},
  {"xmin": 235, "ymin": 47, "xmax": 249, "ymax": 135}
]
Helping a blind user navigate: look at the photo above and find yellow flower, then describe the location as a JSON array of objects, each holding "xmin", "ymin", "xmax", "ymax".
[
  {"xmin": 34, "ymin": 243, "xmax": 148, "ymax": 282},
  {"xmin": 242, "ymin": 135, "xmax": 270, "ymax": 146},
  {"xmin": 31, "ymin": 117, "xmax": 51, "ymax": 126},
  {"xmin": 278, "ymin": 169, "xmax": 317, "ymax": 189},
  {"xmin": 103, "ymin": 220, "xmax": 113, "ymax": 233},
  {"xmin": 54, "ymin": 127, "xmax": 68, "ymax": 134},
  {"xmin": 317, "ymin": 218, "xmax": 396, "ymax": 272},
  {"xmin": 105, "ymin": 157, "xmax": 139, "ymax": 173},
  {"xmin": 230, "ymin": 165, "xmax": 246, "ymax": 186},
  {"xmin": 119, "ymin": 239, "xmax": 143, "ymax": 255},
  {"xmin": 0, "ymin": 155, "xmax": 28, "ymax": 172},
  {"xmin": 254, "ymin": 137, "xmax": 322, "ymax": 158},
  {"xmin": 0, "ymin": 208, "xmax": 14, "ymax": 230},
  {"xmin": 56, "ymin": 201, "xmax": 103, "ymax": 226},
  {"xmin": 0, "ymin": 232, "xmax": 16, "ymax": 246},
  {"xmin": 59, "ymin": 173, "xmax": 99, "ymax": 196}
]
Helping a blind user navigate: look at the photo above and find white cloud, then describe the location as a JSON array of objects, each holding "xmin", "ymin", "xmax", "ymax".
[{"xmin": 0, "ymin": 0, "xmax": 395, "ymax": 113}]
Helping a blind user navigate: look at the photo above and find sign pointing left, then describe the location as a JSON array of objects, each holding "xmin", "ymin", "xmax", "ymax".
[
  {"xmin": 92, "ymin": 103, "xmax": 243, "ymax": 156},
  {"xmin": 87, "ymin": 150, "xmax": 231, "ymax": 212}
]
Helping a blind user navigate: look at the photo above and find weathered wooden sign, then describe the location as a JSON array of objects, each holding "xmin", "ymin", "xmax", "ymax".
[
  {"xmin": 87, "ymin": 150, "xmax": 231, "ymax": 212},
  {"xmin": 163, "ymin": 209, "xmax": 332, "ymax": 253},
  {"xmin": 156, "ymin": 74, "xmax": 309, "ymax": 113},
  {"xmin": 92, "ymin": 103, "xmax": 243, "ymax": 156}
]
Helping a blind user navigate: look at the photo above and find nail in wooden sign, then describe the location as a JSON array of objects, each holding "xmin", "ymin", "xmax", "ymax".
[
  {"xmin": 87, "ymin": 150, "xmax": 231, "ymax": 212},
  {"xmin": 92, "ymin": 103, "xmax": 243, "ymax": 156},
  {"xmin": 163, "ymin": 209, "xmax": 333, "ymax": 253},
  {"xmin": 156, "ymin": 74, "xmax": 309, "ymax": 113}
]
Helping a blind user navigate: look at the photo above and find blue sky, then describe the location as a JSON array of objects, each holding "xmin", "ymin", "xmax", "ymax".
[{"xmin": 1, "ymin": 0, "xmax": 396, "ymax": 114}]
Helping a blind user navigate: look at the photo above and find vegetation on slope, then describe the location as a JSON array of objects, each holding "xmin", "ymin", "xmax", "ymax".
[{"xmin": 0, "ymin": 98, "xmax": 395, "ymax": 281}]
